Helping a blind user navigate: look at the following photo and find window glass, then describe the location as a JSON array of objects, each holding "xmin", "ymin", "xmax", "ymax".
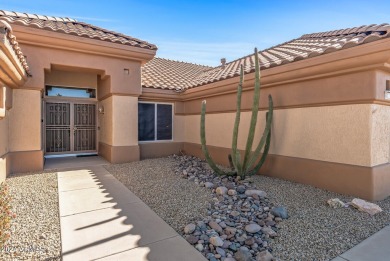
[
  {"xmin": 138, "ymin": 103, "xmax": 155, "ymax": 141},
  {"xmin": 157, "ymin": 104, "xmax": 172, "ymax": 140},
  {"xmin": 46, "ymin": 86, "xmax": 96, "ymax": 98}
]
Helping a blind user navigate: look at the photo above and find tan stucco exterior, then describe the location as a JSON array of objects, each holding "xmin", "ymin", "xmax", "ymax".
[{"xmin": 0, "ymin": 17, "xmax": 389, "ymax": 201}]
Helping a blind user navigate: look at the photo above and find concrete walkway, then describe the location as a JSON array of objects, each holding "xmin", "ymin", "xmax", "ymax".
[
  {"xmin": 54, "ymin": 157, "xmax": 206, "ymax": 261},
  {"xmin": 332, "ymin": 225, "xmax": 390, "ymax": 261}
]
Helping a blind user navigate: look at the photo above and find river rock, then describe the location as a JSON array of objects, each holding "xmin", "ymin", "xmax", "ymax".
[
  {"xmin": 216, "ymin": 186, "xmax": 228, "ymax": 195},
  {"xmin": 256, "ymin": 250, "xmax": 273, "ymax": 261},
  {"xmin": 184, "ymin": 223, "xmax": 196, "ymax": 234},
  {"xmin": 245, "ymin": 190, "xmax": 267, "ymax": 198},
  {"xmin": 237, "ymin": 185, "xmax": 246, "ymax": 194},
  {"xmin": 209, "ymin": 221, "xmax": 223, "ymax": 233},
  {"xmin": 205, "ymin": 182, "xmax": 214, "ymax": 189},
  {"xmin": 270, "ymin": 206, "xmax": 288, "ymax": 219},
  {"xmin": 185, "ymin": 235, "xmax": 199, "ymax": 244},
  {"xmin": 235, "ymin": 248, "xmax": 254, "ymax": 261},
  {"xmin": 245, "ymin": 224, "xmax": 261, "ymax": 233},
  {"xmin": 210, "ymin": 236, "xmax": 224, "ymax": 247},
  {"xmin": 228, "ymin": 189, "xmax": 237, "ymax": 196}
]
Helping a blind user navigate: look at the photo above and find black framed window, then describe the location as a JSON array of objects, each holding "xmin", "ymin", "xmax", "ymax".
[
  {"xmin": 138, "ymin": 103, "xmax": 173, "ymax": 141},
  {"xmin": 45, "ymin": 86, "xmax": 96, "ymax": 98}
]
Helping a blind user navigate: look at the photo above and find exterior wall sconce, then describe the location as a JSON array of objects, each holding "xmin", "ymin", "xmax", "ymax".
[
  {"xmin": 386, "ymin": 80, "xmax": 390, "ymax": 100},
  {"xmin": 124, "ymin": 68, "xmax": 130, "ymax": 75},
  {"xmin": 98, "ymin": 106, "xmax": 104, "ymax": 114}
]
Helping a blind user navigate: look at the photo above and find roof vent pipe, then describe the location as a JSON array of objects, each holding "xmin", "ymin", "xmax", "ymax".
[{"xmin": 221, "ymin": 58, "xmax": 226, "ymax": 68}]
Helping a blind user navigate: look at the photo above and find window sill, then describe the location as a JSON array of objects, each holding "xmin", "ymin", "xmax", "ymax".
[{"xmin": 139, "ymin": 140, "xmax": 174, "ymax": 144}]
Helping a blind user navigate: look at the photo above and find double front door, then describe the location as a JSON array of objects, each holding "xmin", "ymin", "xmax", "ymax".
[{"xmin": 45, "ymin": 101, "xmax": 97, "ymax": 154}]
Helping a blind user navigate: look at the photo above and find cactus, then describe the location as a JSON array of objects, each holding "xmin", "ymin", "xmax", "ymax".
[{"xmin": 200, "ymin": 48, "xmax": 273, "ymax": 179}]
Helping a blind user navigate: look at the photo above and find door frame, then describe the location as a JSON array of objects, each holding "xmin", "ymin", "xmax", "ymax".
[{"xmin": 43, "ymin": 97, "xmax": 98, "ymax": 155}]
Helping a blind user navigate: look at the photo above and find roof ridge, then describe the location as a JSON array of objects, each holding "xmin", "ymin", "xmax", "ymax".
[
  {"xmin": 0, "ymin": 10, "xmax": 76, "ymax": 22},
  {"xmin": 300, "ymin": 23, "xmax": 390, "ymax": 38}
]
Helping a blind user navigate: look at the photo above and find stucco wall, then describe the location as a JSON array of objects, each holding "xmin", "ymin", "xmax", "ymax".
[
  {"xmin": 45, "ymin": 69, "xmax": 98, "ymax": 88},
  {"xmin": 99, "ymin": 95, "xmax": 139, "ymax": 146},
  {"xmin": 9, "ymin": 89, "xmax": 41, "ymax": 151},
  {"xmin": 183, "ymin": 104, "xmax": 377, "ymax": 167},
  {"xmin": 98, "ymin": 96, "xmax": 113, "ymax": 146},
  {"xmin": 19, "ymin": 44, "xmax": 142, "ymax": 96},
  {"xmin": 371, "ymin": 104, "xmax": 390, "ymax": 166},
  {"xmin": 0, "ymin": 113, "xmax": 8, "ymax": 156},
  {"xmin": 112, "ymin": 95, "xmax": 138, "ymax": 146}
]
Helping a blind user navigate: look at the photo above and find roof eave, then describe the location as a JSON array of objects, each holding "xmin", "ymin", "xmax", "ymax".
[
  {"xmin": 180, "ymin": 37, "xmax": 390, "ymax": 100},
  {"xmin": 0, "ymin": 29, "xmax": 28, "ymax": 87},
  {"xmin": 11, "ymin": 25, "xmax": 157, "ymax": 63}
]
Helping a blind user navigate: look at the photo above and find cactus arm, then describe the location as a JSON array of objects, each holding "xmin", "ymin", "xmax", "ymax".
[
  {"xmin": 246, "ymin": 95, "xmax": 273, "ymax": 172},
  {"xmin": 231, "ymin": 65, "xmax": 244, "ymax": 172},
  {"xmin": 248, "ymin": 125, "xmax": 271, "ymax": 176},
  {"xmin": 242, "ymin": 48, "xmax": 261, "ymax": 170},
  {"xmin": 200, "ymin": 100, "xmax": 228, "ymax": 176}
]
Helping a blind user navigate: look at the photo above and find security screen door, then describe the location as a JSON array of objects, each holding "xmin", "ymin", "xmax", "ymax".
[{"xmin": 45, "ymin": 102, "xmax": 96, "ymax": 154}]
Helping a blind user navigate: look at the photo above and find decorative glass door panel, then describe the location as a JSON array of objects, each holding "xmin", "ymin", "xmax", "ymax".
[{"xmin": 45, "ymin": 102, "xmax": 96, "ymax": 154}]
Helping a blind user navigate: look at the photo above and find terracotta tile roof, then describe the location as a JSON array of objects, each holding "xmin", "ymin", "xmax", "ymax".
[
  {"xmin": 142, "ymin": 58, "xmax": 212, "ymax": 90},
  {"xmin": 0, "ymin": 20, "xmax": 30, "ymax": 75},
  {"xmin": 0, "ymin": 10, "xmax": 157, "ymax": 50},
  {"xmin": 142, "ymin": 23, "xmax": 390, "ymax": 90}
]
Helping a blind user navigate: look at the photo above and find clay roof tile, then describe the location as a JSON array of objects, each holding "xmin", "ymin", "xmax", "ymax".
[{"xmin": 0, "ymin": 10, "xmax": 157, "ymax": 50}]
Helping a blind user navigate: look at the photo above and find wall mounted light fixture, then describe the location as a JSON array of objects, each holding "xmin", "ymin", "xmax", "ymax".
[
  {"xmin": 386, "ymin": 80, "xmax": 390, "ymax": 100},
  {"xmin": 98, "ymin": 106, "xmax": 105, "ymax": 114}
]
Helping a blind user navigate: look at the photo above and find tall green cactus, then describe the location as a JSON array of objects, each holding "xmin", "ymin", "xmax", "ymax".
[{"xmin": 200, "ymin": 48, "xmax": 273, "ymax": 179}]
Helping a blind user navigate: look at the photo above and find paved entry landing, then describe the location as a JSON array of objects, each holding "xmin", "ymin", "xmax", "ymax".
[
  {"xmin": 45, "ymin": 156, "xmax": 109, "ymax": 170},
  {"xmin": 58, "ymin": 165, "xmax": 206, "ymax": 261}
]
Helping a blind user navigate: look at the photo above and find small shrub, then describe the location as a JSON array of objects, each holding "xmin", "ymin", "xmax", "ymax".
[{"xmin": 0, "ymin": 182, "xmax": 15, "ymax": 248}]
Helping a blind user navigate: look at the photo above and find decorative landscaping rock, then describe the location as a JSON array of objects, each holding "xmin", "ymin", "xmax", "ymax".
[
  {"xmin": 245, "ymin": 190, "xmax": 267, "ymax": 198},
  {"xmin": 270, "ymin": 206, "xmax": 288, "ymax": 219},
  {"xmin": 228, "ymin": 189, "xmax": 237, "ymax": 196},
  {"xmin": 210, "ymin": 236, "xmax": 224, "ymax": 247},
  {"xmin": 256, "ymin": 250, "xmax": 273, "ymax": 261},
  {"xmin": 195, "ymin": 243, "xmax": 204, "ymax": 252},
  {"xmin": 237, "ymin": 185, "xmax": 246, "ymax": 194},
  {"xmin": 216, "ymin": 186, "xmax": 228, "ymax": 195},
  {"xmin": 186, "ymin": 235, "xmax": 199, "ymax": 244},
  {"xmin": 245, "ymin": 224, "xmax": 261, "ymax": 233},
  {"xmin": 262, "ymin": 227, "xmax": 277, "ymax": 237},
  {"xmin": 350, "ymin": 198, "xmax": 383, "ymax": 215},
  {"xmin": 184, "ymin": 223, "xmax": 196, "ymax": 234},
  {"xmin": 235, "ymin": 248, "xmax": 254, "ymax": 261},
  {"xmin": 205, "ymin": 182, "xmax": 215, "ymax": 188},
  {"xmin": 209, "ymin": 221, "xmax": 223, "ymax": 233},
  {"xmin": 174, "ymin": 155, "xmax": 278, "ymax": 261},
  {"xmin": 327, "ymin": 198, "xmax": 346, "ymax": 208}
]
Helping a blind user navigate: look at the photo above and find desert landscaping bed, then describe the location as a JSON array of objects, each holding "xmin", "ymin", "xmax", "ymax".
[
  {"xmin": 107, "ymin": 155, "xmax": 390, "ymax": 261},
  {"xmin": 0, "ymin": 171, "xmax": 61, "ymax": 261}
]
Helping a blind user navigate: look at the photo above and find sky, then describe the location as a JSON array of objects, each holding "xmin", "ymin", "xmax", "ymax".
[{"xmin": 1, "ymin": 0, "xmax": 390, "ymax": 66}]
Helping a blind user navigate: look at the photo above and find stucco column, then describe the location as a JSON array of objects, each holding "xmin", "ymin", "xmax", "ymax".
[
  {"xmin": 8, "ymin": 89, "xmax": 44, "ymax": 173},
  {"xmin": 98, "ymin": 95, "xmax": 140, "ymax": 163}
]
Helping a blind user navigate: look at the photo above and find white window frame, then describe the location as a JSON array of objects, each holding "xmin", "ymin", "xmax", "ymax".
[{"xmin": 138, "ymin": 101, "xmax": 174, "ymax": 143}]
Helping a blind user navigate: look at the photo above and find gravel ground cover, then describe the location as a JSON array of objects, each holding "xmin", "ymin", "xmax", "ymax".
[
  {"xmin": 106, "ymin": 156, "xmax": 390, "ymax": 261},
  {"xmin": 105, "ymin": 157, "xmax": 212, "ymax": 233},
  {"xmin": 0, "ymin": 171, "xmax": 61, "ymax": 261},
  {"xmin": 252, "ymin": 175, "xmax": 390, "ymax": 260}
]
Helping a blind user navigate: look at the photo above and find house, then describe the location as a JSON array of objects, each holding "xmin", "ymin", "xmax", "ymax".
[{"xmin": 0, "ymin": 10, "xmax": 389, "ymax": 201}]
